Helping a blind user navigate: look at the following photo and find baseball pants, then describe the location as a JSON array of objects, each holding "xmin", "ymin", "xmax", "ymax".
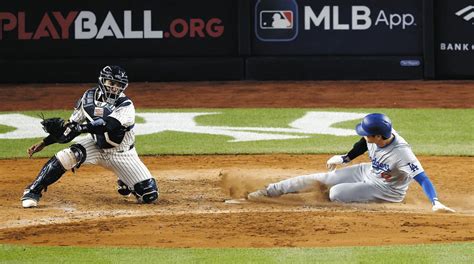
[
  {"xmin": 266, "ymin": 163, "xmax": 402, "ymax": 203},
  {"xmin": 75, "ymin": 137, "xmax": 154, "ymax": 189}
]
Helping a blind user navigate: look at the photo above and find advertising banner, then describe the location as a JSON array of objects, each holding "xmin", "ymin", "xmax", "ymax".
[
  {"xmin": 252, "ymin": 0, "xmax": 423, "ymax": 55},
  {"xmin": 435, "ymin": 0, "xmax": 474, "ymax": 78},
  {"xmin": 0, "ymin": 0, "xmax": 238, "ymax": 58}
]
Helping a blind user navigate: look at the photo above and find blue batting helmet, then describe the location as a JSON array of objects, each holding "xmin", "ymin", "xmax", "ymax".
[{"xmin": 355, "ymin": 113, "xmax": 392, "ymax": 139}]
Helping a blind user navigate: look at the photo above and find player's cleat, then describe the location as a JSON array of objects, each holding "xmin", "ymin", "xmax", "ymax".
[
  {"xmin": 247, "ymin": 189, "xmax": 269, "ymax": 200},
  {"xmin": 117, "ymin": 179, "xmax": 132, "ymax": 196},
  {"xmin": 21, "ymin": 190, "xmax": 41, "ymax": 208}
]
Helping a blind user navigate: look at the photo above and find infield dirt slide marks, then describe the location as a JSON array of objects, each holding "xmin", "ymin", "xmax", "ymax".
[{"xmin": 1, "ymin": 155, "xmax": 473, "ymax": 247}]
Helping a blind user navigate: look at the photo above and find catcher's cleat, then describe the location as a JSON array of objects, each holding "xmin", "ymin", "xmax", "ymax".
[
  {"xmin": 117, "ymin": 179, "xmax": 132, "ymax": 196},
  {"xmin": 21, "ymin": 190, "xmax": 42, "ymax": 208},
  {"xmin": 247, "ymin": 189, "xmax": 269, "ymax": 200}
]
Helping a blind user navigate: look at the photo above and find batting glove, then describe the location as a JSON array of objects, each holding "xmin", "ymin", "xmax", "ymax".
[
  {"xmin": 432, "ymin": 200, "xmax": 455, "ymax": 213},
  {"xmin": 326, "ymin": 155, "xmax": 349, "ymax": 171}
]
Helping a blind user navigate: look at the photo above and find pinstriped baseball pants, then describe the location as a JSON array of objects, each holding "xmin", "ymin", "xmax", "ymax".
[{"xmin": 75, "ymin": 137, "xmax": 154, "ymax": 189}]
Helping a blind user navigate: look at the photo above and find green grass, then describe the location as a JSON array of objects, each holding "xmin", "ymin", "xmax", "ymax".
[
  {"xmin": 0, "ymin": 109, "xmax": 472, "ymax": 158},
  {"xmin": 1, "ymin": 109, "xmax": 473, "ymax": 262},
  {"xmin": 0, "ymin": 243, "xmax": 473, "ymax": 263},
  {"xmin": 0, "ymin": 124, "xmax": 15, "ymax": 134}
]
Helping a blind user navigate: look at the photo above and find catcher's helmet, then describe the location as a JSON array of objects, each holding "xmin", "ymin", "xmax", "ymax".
[
  {"xmin": 355, "ymin": 113, "xmax": 392, "ymax": 139},
  {"xmin": 98, "ymin": 65, "xmax": 128, "ymax": 104}
]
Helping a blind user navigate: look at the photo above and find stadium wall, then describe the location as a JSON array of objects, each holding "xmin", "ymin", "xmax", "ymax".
[{"xmin": 0, "ymin": 0, "xmax": 472, "ymax": 82}]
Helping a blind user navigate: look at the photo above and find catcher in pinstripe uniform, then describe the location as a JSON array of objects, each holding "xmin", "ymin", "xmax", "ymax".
[{"xmin": 21, "ymin": 65, "xmax": 159, "ymax": 208}]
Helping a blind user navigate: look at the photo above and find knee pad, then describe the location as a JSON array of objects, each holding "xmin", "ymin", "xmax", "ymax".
[
  {"xmin": 133, "ymin": 178, "xmax": 159, "ymax": 203},
  {"xmin": 55, "ymin": 144, "xmax": 86, "ymax": 170}
]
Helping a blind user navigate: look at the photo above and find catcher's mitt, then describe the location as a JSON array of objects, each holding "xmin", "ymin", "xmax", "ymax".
[{"xmin": 41, "ymin": 117, "xmax": 80, "ymax": 144}]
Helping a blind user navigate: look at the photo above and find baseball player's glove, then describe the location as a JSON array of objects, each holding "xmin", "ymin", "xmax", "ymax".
[{"xmin": 41, "ymin": 117, "xmax": 80, "ymax": 144}]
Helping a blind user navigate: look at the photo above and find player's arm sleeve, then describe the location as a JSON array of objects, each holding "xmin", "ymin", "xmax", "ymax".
[
  {"xmin": 78, "ymin": 116, "xmax": 121, "ymax": 134},
  {"xmin": 42, "ymin": 134, "xmax": 57, "ymax": 146},
  {"xmin": 344, "ymin": 137, "xmax": 368, "ymax": 161},
  {"xmin": 399, "ymin": 151, "xmax": 434, "ymax": 203},
  {"xmin": 414, "ymin": 172, "xmax": 438, "ymax": 205},
  {"xmin": 399, "ymin": 152, "xmax": 424, "ymax": 178}
]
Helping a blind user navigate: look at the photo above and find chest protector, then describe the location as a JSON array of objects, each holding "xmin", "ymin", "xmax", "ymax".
[{"xmin": 81, "ymin": 88, "xmax": 133, "ymax": 149}]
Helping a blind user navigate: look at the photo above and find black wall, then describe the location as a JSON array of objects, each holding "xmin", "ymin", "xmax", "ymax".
[
  {"xmin": 0, "ymin": 0, "xmax": 471, "ymax": 82},
  {"xmin": 0, "ymin": 0, "xmax": 242, "ymax": 82},
  {"xmin": 435, "ymin": 0, "xmax": 474, "ymax": 79},
  {"xmin": 249, "ymin": 0, "xmax": 424, "ymax": 80}
]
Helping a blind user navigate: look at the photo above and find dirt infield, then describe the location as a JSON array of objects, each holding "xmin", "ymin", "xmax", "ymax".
[
  {"xmin": 0, "ymin": 81, "xmax": 473, "ymax": 248},
  {"xmin": 1, "ymin": 80, "xmax": 473, "ymax": 110}
]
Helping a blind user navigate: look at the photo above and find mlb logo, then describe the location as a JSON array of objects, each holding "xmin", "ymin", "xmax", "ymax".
[
  {"xmin": 255, "ymin": 1, "xmax": 299, "ymax": 42},
  {"xmin": 260, "ymin": 10, "xmax": 293, "ymax": 29}
]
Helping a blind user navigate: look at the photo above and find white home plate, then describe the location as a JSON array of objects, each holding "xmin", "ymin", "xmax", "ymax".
[{"xmin": 224, "ymin": 198, "xmax": 249, "ymax": 204}]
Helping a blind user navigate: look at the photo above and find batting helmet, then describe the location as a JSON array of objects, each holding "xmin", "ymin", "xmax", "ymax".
[{"xmin": 355, "ymin": 113, "xmax": 392, "ymax": 139}]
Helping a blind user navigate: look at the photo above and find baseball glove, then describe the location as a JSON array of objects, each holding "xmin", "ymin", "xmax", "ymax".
[{"xmin": 41, "ymin": 117, "xmax": 79, "ymax": 144}]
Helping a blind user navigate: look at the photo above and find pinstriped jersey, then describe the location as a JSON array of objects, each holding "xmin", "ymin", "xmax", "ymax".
[
  {"xmin": 69, "ymin": 88, "xmax": 135, "ymax": 151},
  {"xmin": 365, "ymin": 130, "xmax": 424, "ymax": 197}
]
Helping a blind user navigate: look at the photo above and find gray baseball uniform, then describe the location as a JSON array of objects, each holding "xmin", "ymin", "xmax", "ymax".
[{"xmin": 266, "ymin": 131, "xmax": 424, "ymax": 202}]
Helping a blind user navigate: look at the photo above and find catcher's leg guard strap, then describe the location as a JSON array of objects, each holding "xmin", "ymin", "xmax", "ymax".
[
  {"xmin": 55, "ymin": 144, "xmax": 86, "ymax": 170},
  {"xmin": 70, "ymin": 144, "xmax": 87, "ymax": 168},
  {"xmin": 27, "ymin": 156, "xmax": 67, "ymax": 193},
  {"xmin": 133, "ymin": 178, "xmax": 159, "ymax": 203}
]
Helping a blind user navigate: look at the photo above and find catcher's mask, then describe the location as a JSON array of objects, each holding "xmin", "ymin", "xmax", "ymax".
[{"xmin": 98, "ymin": 65, "xmax": 128, "ymax": 105}]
